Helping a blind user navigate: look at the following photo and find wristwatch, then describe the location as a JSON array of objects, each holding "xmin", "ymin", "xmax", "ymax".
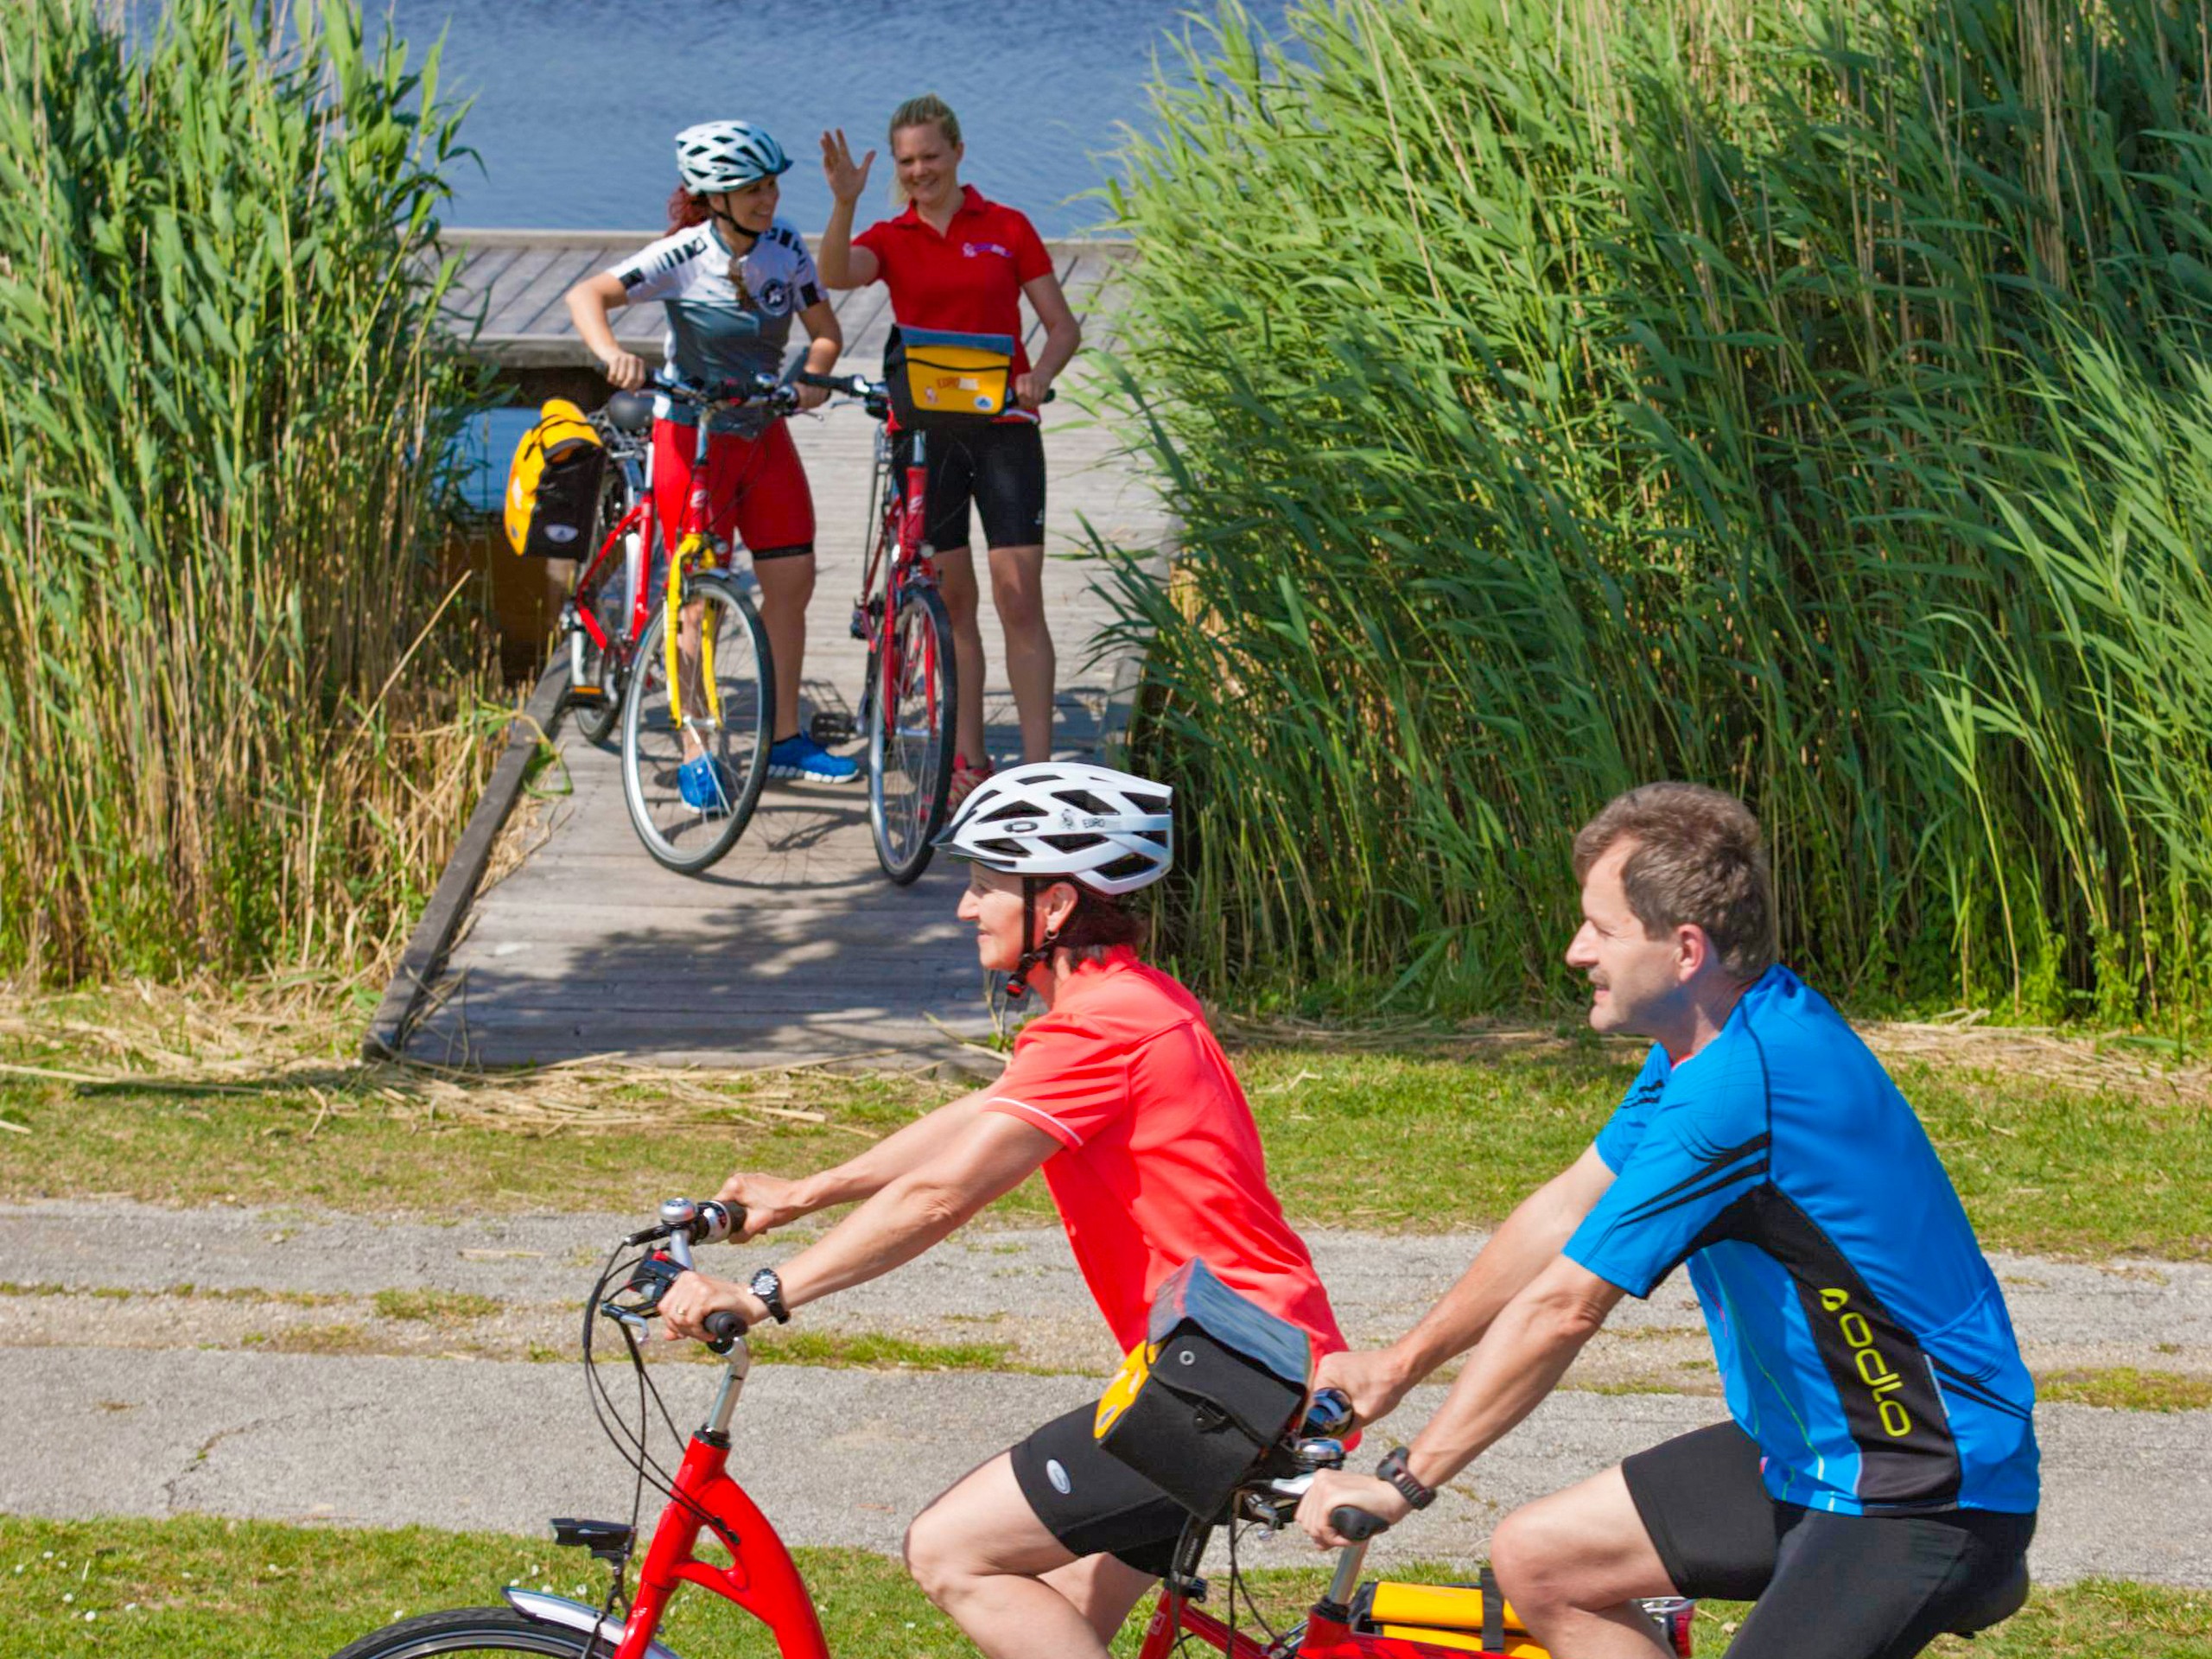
[
  {"xmin": 747, "ymin": 1267, "xmax": 791, "ymax": 1325},
  {"xmin": 1376, "ymin": 1446, "xmax": 1436, "ymax": 1510}
]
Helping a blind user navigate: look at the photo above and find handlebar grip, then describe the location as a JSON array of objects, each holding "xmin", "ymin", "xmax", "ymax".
[
  {"xmin": 702, "ymin": 1309, "xmax": 747, "ymax": 1354},
  {"xmin": 1330, "ymin": 1505, "xmax": 1390, "ymax": 1542}
]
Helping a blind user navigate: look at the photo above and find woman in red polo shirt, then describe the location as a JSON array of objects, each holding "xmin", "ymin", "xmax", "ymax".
[
  {"xmin": 816, "ymin": 95, "xmax": 1084, "ymax": 799},
  {"xmin": 659, "ymin": 762, "xmax": 1345, "ymax": 1659}
]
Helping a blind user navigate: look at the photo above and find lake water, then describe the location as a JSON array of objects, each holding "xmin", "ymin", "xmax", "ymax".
[{"xmin": 393, "ymin": 0, "xmax": 1285, "ymax": 237}]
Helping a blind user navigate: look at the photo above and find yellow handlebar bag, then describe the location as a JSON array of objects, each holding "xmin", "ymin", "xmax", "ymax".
[
  {"xmin": 885, "ymin": 325, "xmax": 1018, "ymax": 428},
  {"xmin": 505, "ymin": 398, "xmax": 606, "ymax": 557}
]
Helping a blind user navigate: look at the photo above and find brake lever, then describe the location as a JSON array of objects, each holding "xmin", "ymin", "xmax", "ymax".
[{"xmin": 597, "ymin": 1250, "xmax": 684, "ymax": 1327}]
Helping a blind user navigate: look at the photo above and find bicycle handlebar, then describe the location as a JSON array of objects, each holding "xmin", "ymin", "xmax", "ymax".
[
  {"xmin": 658, "ymin": 371, "xmax": 798, "ymax": 413},
  {"xmin": 791, "ymin": 368, "xmax": 1057, "ymax": 411},
  {"xmin": 1330, "ymin": 1505, "xmax": 1391, "ymax": 1541},
  {"xmin": 794, "ymin": 370, "xmax": 876, "ymax": 398}
]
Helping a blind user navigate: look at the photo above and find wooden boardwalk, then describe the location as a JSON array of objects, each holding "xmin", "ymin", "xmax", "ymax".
[{"xmin": 404, "ymin": 233, "xmax": 1166, "ymax": 1068}]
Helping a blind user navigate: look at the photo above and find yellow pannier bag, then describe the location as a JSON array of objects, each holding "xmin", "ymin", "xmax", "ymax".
[
  {"xmin": 1350, "ymin": 1575, "xmax": 1549, "ymax": 1657},
  {"xmin": 1367, "ymin": 1582, "xmax": 1529, "ymax": 1636},
  {"xmin": 1369, "ymin": 1625, "xmax": 1548, "ymax": 1657},
  {"xmin": 885, "ymin": 325, "xmax": 1017, "ymax": 428},
  {"xmin": 504, "ymin": 398, "xmax": 606, "ymax": 557}
]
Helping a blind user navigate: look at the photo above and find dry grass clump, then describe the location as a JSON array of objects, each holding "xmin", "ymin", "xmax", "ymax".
[{"xmin": 0, "ymin": 976, "xmax": 909, "ymax": 1138}]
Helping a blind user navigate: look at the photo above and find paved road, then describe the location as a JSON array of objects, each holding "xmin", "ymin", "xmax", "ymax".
[
  {"xmin": 4, "ymin": 1202, "xmax": 2207, "ymax": 1586},
  {"xmin": 9, "ymin": 1347, "xmax": 2209, "ymax": 1587},
  {"xmin": 4, "ymin": 1203, "xmax": 2205, "ymax": 1380}
]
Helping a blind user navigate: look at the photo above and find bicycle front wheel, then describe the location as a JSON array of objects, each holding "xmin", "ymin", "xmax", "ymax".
[
  {"xmin": 620, "ymin": 573, "xmax": 774, "ymax": 874},
  {"xmin": 328, "ymin": 1605, "xmax": 596, "ymax": 1658},
  {"xmin": 868, "ymin": 583, "xmax": 957, "ymax": 885}
]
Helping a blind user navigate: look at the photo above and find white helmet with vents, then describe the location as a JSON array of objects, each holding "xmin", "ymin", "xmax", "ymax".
[
  {"xmin": 934, "ymin": 763, "xmax": 1173, "ymax": 897},
  {"xmin": 675, "ymin": 121, "xmax": 792, "ymax": 195}
]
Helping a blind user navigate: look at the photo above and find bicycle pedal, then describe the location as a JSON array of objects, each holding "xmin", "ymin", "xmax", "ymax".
[
  {"xmin": 566, "ymin": 684, "xmax": 608, "ymax": 705},
  {"xmin": 809, "ymin": 712, "xmax": 856, "ymax": 747}
]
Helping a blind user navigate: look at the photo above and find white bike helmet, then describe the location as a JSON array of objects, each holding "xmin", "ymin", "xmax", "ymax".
[
  {"xmin": 675, "ymin": 121, "xmax": 792, "ymax": 195},
  {"xmin": 934, "ymin": 762, "xmax": 1173, "ymax": 897}
]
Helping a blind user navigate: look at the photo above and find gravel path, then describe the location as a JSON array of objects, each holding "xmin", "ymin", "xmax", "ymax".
[
  {"xmin": 3, "ymin": 1202, "xmax": 2205, "ymax": 1383},
  {"xmin": 3, "ymin": 1201, "xmax": 2206, "ymax": 1586}
]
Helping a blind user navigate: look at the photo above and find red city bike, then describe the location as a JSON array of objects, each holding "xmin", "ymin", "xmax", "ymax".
[
  {"xmin": 561, "ymin": 376, "xmax": 791, "ymax": 875},
  {"xmin": 327, "ymin": 1198, "xmax": 1698, "ymax": 1659},
  {"xmin": 792, "ymin": 371, "xmax": 958, "ymax": 884}
]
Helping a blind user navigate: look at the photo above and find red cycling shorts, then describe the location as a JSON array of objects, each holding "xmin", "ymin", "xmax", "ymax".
[{"xmin": 651, "ymin": 416, "xmax": 815, "ymax": 560}]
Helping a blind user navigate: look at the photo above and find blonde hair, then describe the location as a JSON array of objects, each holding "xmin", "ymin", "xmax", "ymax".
[{"xmin": 887, "ymin": 93, "xmax": 962, "ymax": 207}]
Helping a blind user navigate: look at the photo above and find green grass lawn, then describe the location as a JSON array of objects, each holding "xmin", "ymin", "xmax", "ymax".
[
  {"xmin": 0, "ymin": 1041, "xmax": 2203, "ymax": 1258},
  {"xmin": 2, "ymin": 1516, "xmax": 2206, "ymax": 1658}
]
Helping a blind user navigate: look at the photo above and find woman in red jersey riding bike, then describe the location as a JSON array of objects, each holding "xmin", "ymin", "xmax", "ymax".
[
  {"xmin": 814, "ymin": 96, "xmax": 1083, "ymax": 802},
  {"xmin": 565, "ymin": 120, "xmax": 858, "ymax": 794},
  {"xmin": 660, "ymin": 762, "xmax": 1346, "ymax": 1659}
]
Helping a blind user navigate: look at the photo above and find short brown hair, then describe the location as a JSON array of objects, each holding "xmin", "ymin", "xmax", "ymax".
[{"xmin": 1572, "ymin": 783, "xmax": 1776, "ymax": 981}]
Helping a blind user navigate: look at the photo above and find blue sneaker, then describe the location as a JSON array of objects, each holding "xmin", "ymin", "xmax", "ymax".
[
  {"xmin": 767, "ymin": 732, "xmax": 859, "ymax": 784},
  {"xmin": 677, "ymin": 754, "xmax": 736, "ymax": 817}
]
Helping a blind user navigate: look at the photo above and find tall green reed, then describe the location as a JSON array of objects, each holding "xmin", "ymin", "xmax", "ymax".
[
  {"xmin": 0, "ymin": 0, "xmax": 499, "ymax": 983},
  {"xmin": 1098, "ymin": 0, "xmax": 2212, "ymax": 1021}
]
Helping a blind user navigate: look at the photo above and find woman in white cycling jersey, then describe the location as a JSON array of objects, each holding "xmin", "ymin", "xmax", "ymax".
[{"xmin": 564, "ymin": 120, "xmax": 856, "ymax": 795}]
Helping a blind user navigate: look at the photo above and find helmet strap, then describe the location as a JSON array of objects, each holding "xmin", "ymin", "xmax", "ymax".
[
  {"xmin": 707, "ymin": 202, "xmax": 763, "ymax": 251},
  {"xmin": 1002, "ymin": 878, "xmax": 1065, "ymax": 1002}
]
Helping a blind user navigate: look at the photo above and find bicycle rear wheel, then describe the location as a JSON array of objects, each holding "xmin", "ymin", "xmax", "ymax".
[
  {"xmin": 868, "ymin": 583, "xmax": 957, "ymax": 885},
  {"xmin": 620, "ymin": 572, "xmax": 774, "ymax": 874},
  {"xmin": 328, "ymin": 1605, "xmax": 594, "ymax": 1657}
]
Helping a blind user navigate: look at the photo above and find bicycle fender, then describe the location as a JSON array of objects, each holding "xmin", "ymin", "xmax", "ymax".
[{"xmin": 503, "ymin": 1588, "xmax": 688, "ymax": 1659}]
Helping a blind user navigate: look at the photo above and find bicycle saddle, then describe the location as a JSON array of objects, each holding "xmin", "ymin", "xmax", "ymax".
[
  {"xmin": 604, "ymin": 391, "xmax": 654, "ymax": 433},
  {"xmin": 1945, "ymin": 1557, "xmax": 2029, "ymax": 1637}
]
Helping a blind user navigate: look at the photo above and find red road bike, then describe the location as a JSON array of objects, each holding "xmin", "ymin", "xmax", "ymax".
[{"xmin": 327, "ymin": 1198, "xmax": 1696, "ymax": 1659}]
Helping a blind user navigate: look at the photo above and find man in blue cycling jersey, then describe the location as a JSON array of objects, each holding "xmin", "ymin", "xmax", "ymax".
[{"xmin": 1298, "ymin": 783, "xmax": 2038, "ymax": 1659}]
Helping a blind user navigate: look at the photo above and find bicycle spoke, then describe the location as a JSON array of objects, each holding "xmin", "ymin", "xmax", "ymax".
[
  {"xmin": 868, "ymin": 586, "xmax": 956, "ymax": 884},
  {"xmin": 621, "ymin": 576, "xmax": 774, "ymax": 874}
]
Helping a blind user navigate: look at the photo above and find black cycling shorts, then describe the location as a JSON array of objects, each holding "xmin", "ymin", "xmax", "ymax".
[
  {"xmin": 1010, "ymin": 1402, "xmax": 1187, "ymax": 1579},
  {"xmin": 1621, "ymin": 1422, "xmax": 2037, "ymax": 1659},
  {"xmin": 893, "ymin": 419, "xmax": 1046, "ymax": 553}
]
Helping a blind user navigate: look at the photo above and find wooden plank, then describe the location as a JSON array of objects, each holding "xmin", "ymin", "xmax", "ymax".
[
  {"xmin": 443, "ymin": 244, "xmax": 532, "ymax": 333},
  {"xmin": 362, "ymin": 661, "xmax": 568, "ymax": 1060},
  {"xmin": 478, "ymin": 246, "xmax": 569, "ymax": 336},
  {"xmin": 501, "ymin": 249, "xmax": 619, "ymax": 340}
]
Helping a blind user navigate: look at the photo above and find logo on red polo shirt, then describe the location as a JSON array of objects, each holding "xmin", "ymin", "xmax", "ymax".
[{"xmin": 963, "ymin": 240, "xmax": 1014, "ymax": 259}]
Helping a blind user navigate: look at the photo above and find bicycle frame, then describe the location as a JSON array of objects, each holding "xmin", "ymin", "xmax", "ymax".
[
  {"xmin": 498, "ymin": 1198, "xmax": 1585, "ymax": 1659},
  {"xmin": 568, "ymin": 391, "xmax": 763, "ymax": 706},
  {"xmin": 857, "ymin": 422, "xmax": 941, "ymax": 698},
  {"xmin": 614, "ymin": 1408, "xmax": 830, "ymax": 1659},
  {"xmin": 588, "ymin": 1393, "xmax": 1446, "ymax": 1659}
]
